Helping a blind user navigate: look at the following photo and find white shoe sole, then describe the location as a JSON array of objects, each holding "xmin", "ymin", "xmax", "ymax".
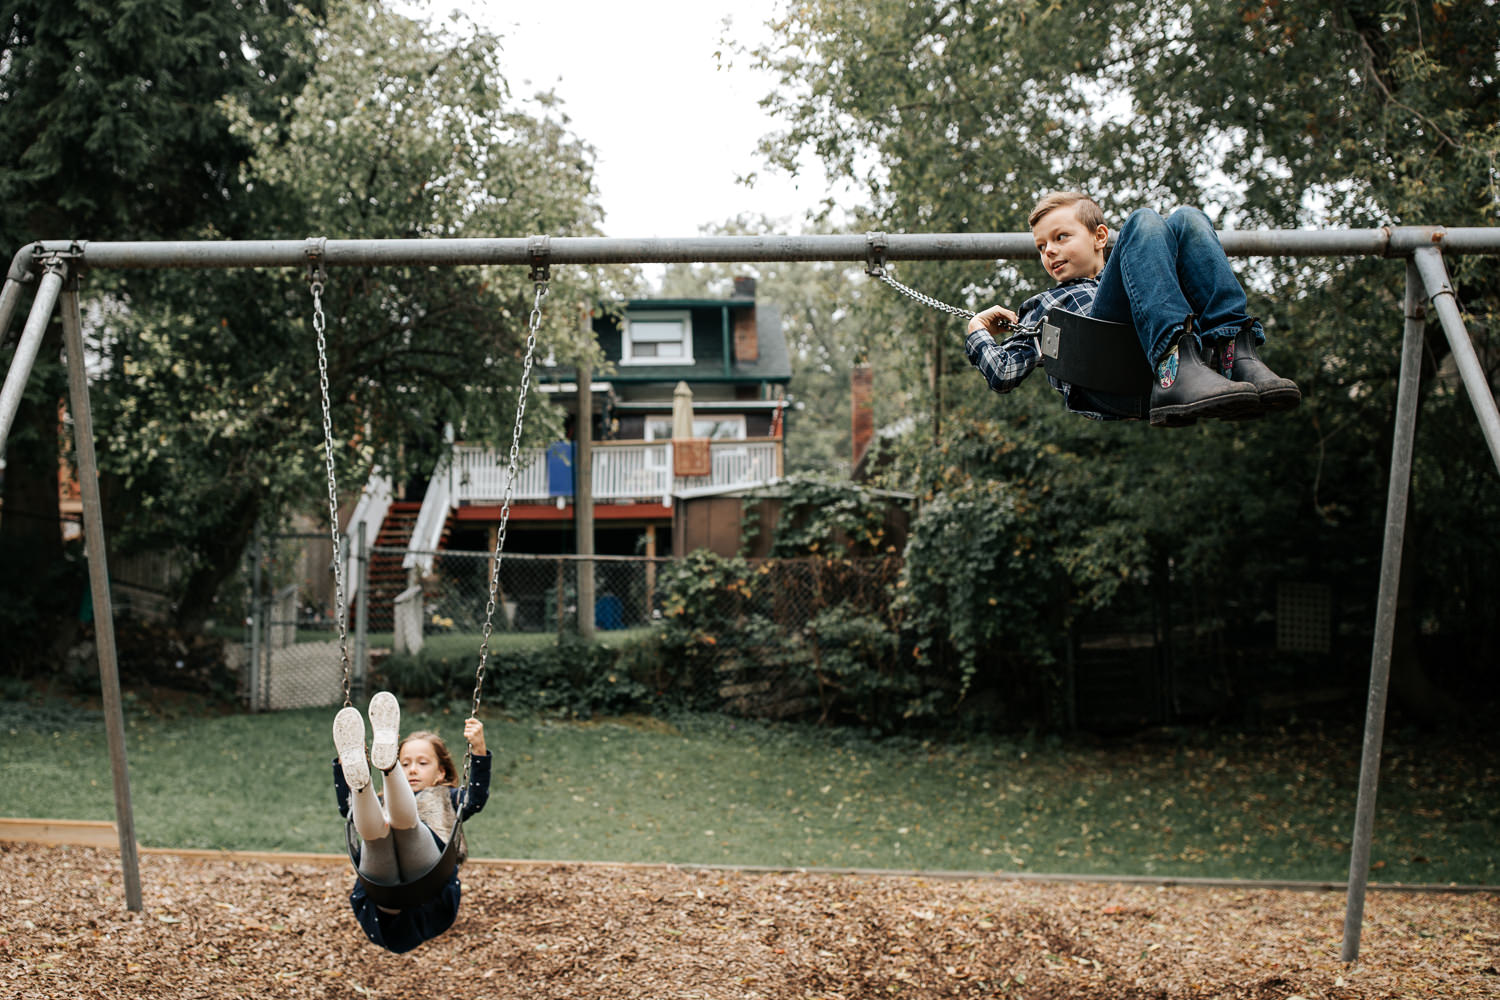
[
  {"xmin": 333, "ymin": 707, "xmax": 370, "ymax": 791},
  {"xmin": 367, "ymin": 691, "xmax": 401, "ymax": 772}
]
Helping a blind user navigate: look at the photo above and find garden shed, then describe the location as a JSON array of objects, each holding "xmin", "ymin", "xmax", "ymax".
[{"xmin": 670, "ymin": 478, "xmax": 915, "ymax": 558}]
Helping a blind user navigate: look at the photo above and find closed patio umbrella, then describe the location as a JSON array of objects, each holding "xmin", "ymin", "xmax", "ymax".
[
  {"xmin": 671, "ymin": 380, "xmax": 711, "ymax": 476},
  {"xmin": 671, "ymin": 380, "xmax": 694, "ymax": 439}
]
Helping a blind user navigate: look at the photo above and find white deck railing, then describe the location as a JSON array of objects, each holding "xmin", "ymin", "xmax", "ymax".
[
  {"xmin": 593, "ymin": 441, "xmax": 671, "ymax": 500},
  {"xmin": 675, "ymin": 440, "xmax": 782, "ymax": 494},
  {"xmin": 453, "ymin": 444, "xmax": 549, "ymax": 502},
  {"xmin": 342, "ymin": 470, "xmax": 392, "ymax": 601},
  {"xmin": 449, "ymin": 439, "xmax": 781, "ymax": 504},
  {"xmin": 403, "ymin": 455, "xmax": 452, "ymax": 575}
]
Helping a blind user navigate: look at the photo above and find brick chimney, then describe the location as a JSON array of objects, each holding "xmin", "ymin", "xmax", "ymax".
[
  {"xmin": 733, "ymin": 276, "xmax": 759, "ymax": 362},
  {"xmin": 851, "ymin": 363, "xmax": 874, "ymax": 470}
]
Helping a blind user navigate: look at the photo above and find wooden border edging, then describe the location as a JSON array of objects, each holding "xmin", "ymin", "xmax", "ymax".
[
  {"xmin": 0, "ymin": 817, "xmax": 120, "ymax": 848},
  {"xmin": 4, "ymin": 819, "xmax": 1494, "ymax": 895}
]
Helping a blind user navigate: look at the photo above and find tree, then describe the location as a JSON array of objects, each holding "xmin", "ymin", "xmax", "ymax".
[
  {"xmin": 86, "ymin": 2, "xmax": 608, "ymax": 632},
  {"xmin": 1, "ymin": 1, "xmax": 610, "ymax": 660},
  {"xmin": 0, "ymin": 0, "xmax": 326, "ymax": 662},
  {"xmin": 751, "ymin": 0, "xmax": 1500, "ymax": 719}
]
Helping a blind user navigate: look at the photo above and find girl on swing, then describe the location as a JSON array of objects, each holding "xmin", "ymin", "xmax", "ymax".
[{"xmin": 332, "ymin": 691, "xmax": 491, "ymax": 953}]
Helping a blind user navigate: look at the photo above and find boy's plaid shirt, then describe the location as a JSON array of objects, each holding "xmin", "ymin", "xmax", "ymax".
[
  {"xmin": 964, "ymin": 276, "xmax": 1125, "ymax": 420},
  {"xmin": 963, "ymin": 276, "xmax": 1098, "ymax": 394}
]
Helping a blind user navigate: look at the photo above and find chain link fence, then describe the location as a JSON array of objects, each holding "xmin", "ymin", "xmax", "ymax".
[
  {"xmin": 386, "ymin": 549, "xmax": 671, "ymax": 646},
  {"xmin": 240, "ymin": 535, "xmax": 1344, "ymax": 729},
  {"xmin": 241, "ymin": 531, "xmax": 907, "ymax": 718},
  {"xmin": 242, "ymin": 530, "xmax": 355, "ymax": 711},
  {"xmin": 242, "ymin": 535, "xmax": 678, "ymax": 710}
]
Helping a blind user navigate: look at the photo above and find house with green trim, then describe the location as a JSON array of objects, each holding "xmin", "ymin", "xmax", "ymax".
[{"xmin": 347, "ymin": 278, "xmax": 791, "ymax": 631}]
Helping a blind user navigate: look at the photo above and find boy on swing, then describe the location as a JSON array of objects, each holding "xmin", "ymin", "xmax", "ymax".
[{"xmin": 966, "ymin": 191, "xmax": 1299, "ymax": 425}]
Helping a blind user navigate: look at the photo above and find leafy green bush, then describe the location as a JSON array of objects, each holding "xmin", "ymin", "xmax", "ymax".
[
  {"xmin": 743, "ymin": 474, "xmax": 904, "ymax": 558},
  {"xmin": 375, "ymin": 633, "xmax": 658, "ymax": 718},
  {"xmin": 654, "ymin": 546, "xmax": 917, "ymax": 727},
  {"xmin": 796, "ymin": 606, "xmax": 917, "ymax": 722},
  {"xmin": 649, "ymin": 476, "xmax": 1110, "ymax": 730},
  {"xmin": 899, "ymin": 478, "xmax": 1072, "ymax": 728}
]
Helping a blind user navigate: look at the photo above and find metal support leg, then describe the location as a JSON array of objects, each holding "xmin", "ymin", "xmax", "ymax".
[
  {"xmin": 0, "ymin": 276, "xmax": 26, "ymax": 348},
  {"xmin": 1412, "ymin": 246, "xmax": 1500, "ymax": 475},
  {"xmin": 1341, "ymin": 260, "xmax": 1425, "ymax": 962},
  {"xmin": 354, "ymin": 522, "xmax": 369, "ymax": 703},
  {"xmin": 249, "ymin": 528, "xmax": 264, "ymax": 712},
  {"xmin": 0, "ymin": 262, "xmax": 65, "ymax": 455},
  {"xmin": 59, "ymin": 278, "xmax": 144, "ymax": 913}
]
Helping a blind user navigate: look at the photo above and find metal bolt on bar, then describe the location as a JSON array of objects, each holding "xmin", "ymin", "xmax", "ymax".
[{"xmin": 527, "ymin": 234, "xmax": 551, "ymax": 283}]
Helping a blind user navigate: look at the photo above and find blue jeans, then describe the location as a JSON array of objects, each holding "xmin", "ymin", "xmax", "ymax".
[{"xmin": 1089, "ymin": 207, "xmax": 1263, "ymax": 366}]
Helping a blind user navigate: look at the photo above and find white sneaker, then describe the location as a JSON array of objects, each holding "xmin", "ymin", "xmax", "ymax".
[
  {"xmin": 367, "ymin": 691, "xmax": 401, "ymax": 773},
  {"xmin": 333, "ymin": 706, "xmax": 370, "ymax": 791}
]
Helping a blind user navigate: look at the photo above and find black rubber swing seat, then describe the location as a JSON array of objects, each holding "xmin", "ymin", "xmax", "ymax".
[
  {"xmin": 1038, "ymin": 308, "xmax": 1154, "ymax": 416},
  {"xmin": 345, "ymin": 812, "xmax": 465, "ymax": 910}
]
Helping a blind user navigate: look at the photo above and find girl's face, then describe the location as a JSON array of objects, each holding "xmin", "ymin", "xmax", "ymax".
[{"xmin": 400, "ymin": 738, "xmax": 445, "ymax": 791}]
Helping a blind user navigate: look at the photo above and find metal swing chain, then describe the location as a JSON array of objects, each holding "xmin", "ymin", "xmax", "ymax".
[
  {"xmin": 310, "ymin": 271, "xmax": 356, "ymax": 708},
  {"xmin": 874, "ymin": 266, "xmax": 1020, "ymax": 335},
  {"xmin": 458, "ymin": 277, "xmax": 548, "ymax": 802}
]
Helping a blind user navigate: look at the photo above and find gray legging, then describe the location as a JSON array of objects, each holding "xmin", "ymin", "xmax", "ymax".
[
  {"xmin": 348, "ymin": 765, "xmax": 443, "ymax": 890},
  {"xmin": 357, "ymin": 824, "xmax": 443, "ymax": 886}
]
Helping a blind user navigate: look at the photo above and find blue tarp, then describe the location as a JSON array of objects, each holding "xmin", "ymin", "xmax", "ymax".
[{"xmin": 546, "ymin": 441, "xmax": 574, "ymax": 497}]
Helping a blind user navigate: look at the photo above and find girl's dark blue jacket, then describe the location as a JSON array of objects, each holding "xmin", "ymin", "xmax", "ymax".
[{"xmin": 332, "ymin": 753, "xmax": 491, "ymax": 953}]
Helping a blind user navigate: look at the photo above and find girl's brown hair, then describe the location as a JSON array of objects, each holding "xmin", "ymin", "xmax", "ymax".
[
  {"xmin": 398, "ymin": 730, "xmax": 460, "ymax": 787},
  {"xmin": 1028, "ymin": 191, "xmax": 1107, "ymax": 232}
]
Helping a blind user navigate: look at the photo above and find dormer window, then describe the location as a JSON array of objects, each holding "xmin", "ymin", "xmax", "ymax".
[{"xmin": 622, "ymin": 310, "xmax": 693, "ymax": 365}]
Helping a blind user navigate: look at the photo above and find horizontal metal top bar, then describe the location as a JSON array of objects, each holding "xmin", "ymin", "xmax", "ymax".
[{"xmin": 8, "ymin": 227, "xmax": 1500, "ymax": 275}]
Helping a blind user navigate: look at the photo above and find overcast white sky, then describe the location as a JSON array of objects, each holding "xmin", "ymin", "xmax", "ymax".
[{"xmin": 413, "ymin": 0, "xmax": 831, "ymax": 239}]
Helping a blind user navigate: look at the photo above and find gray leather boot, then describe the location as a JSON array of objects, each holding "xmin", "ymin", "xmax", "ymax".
[
  {"xmin": 1149, "ymin": 326, "xmax": 1262, "ymax": 427},
  {"xmin": 1220, "ymin": 324, "xmax": 1301, "ymax": 412}
]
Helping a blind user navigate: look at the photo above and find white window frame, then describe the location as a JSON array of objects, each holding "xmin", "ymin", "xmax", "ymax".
[
  {"xmin": 622, "ymin": 310, "xmax": 694, "ymax": 366},
  {"xmin": 644, "ymin": 414, "xmax": 747, "ymax": 441}
]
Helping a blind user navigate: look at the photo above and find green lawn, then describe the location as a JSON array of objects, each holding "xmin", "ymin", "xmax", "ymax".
[{"xmin": 2, "ymin": 697, "xmax": 1495, "ymax": 885}]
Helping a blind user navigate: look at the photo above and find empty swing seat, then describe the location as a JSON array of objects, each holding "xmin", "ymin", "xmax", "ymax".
[{"xmin": 1038, "ymin": 309, "xmax": 1154, "ymax": 418}]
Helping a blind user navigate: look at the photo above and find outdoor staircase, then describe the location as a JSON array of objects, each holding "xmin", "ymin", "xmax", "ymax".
[{"xmin": 364, "ymin": 501, "xmax": 427, "ymax": 632}]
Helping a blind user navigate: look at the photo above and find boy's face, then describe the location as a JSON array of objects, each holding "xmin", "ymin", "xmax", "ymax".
[{"xmin": 1031, "ymin": 205, "xmax": 1108, "ymax": 283}]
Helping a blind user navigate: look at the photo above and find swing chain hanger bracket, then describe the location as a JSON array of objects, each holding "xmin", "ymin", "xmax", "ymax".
[
  {"xmin": 39, "ymin": 253, "xmax": 72, "ymax": 280},
  {"xmin": 864, "ymin": 231, "xmax": 889, "ymax": 278},
  {"xmin": 528, "ymin": 234, "xmax": 551, "ymax": 284},
  {"xmin": 305, "ymin": 236, "xmax": 328, "ymax": 289}
]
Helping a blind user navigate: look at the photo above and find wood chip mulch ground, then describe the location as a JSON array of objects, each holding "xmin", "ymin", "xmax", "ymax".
[{"xmin": 2, "ymin": 842, "xmax": 1497, "ymax": 999}]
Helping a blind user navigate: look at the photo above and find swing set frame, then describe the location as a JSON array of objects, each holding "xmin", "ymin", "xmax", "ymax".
[{"xmin": 1, "ymin": 226, "xmax": 1498, "ymax": 963}]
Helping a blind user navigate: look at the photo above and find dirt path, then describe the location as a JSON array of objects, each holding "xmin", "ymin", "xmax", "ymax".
[{"xmin": 3, "ymin": 843, "xmax": 1496, "ymax": 998}]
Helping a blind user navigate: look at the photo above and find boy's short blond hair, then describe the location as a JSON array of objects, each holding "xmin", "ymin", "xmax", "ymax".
[{"xmin": 1028, "ymin": 191, "xmax": 1107, "ymax": 232}]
